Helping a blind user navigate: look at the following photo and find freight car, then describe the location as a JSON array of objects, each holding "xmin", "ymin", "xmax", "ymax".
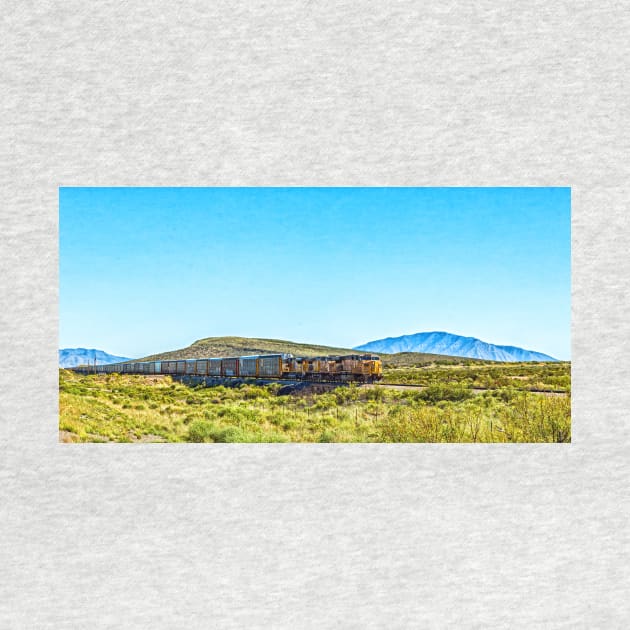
[{"xmin": 74, "ymin": 353, "xmax": 383, "ymax": 383}]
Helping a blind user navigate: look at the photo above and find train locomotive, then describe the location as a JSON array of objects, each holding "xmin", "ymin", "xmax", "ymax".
[{"xmin": 74, "ymin": 353, "xmax": 383, "ymax": 383}]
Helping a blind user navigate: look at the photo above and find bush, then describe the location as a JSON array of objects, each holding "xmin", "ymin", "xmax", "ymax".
[
  {"xmin": 319, "ymin": 430, "xmax": 336, "ymax": 443},
  {"xmin": 380, "ymin": 406, "xmax": 444, "ymax": 442},
  {"xmin": 186, "ymin": 419, "xmax": 287, "ymax": 443},
  {"xmin": 494, "ymin": 395, "xmax": 571, "ymax": 442},
  {"xmin": 216, "ymin": 406, "xmax": 261, "ymax": 425},
  {"xmin": 418, "ymin": 384, "xmax": 474, "ymax": 404},
  {"xmin": 187, "ymin": 420, "xmax": 247, "ymax": 442},
  {"xmin": 187, "ymin": 420, "xmax": 215, "ymax": 442},
  {"xmin": 59, "ymin": 368, "xmax": 570, "ymax": 443}
]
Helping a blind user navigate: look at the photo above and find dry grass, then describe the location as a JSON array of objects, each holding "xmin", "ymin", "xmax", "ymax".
[{"xmin": 59, "ymin": 368, "xmax": 570, "ymax": 443}]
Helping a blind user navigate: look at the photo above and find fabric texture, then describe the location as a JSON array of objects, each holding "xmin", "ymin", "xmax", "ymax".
[{"xmin": 1, "ymin": 2, "xmax": 628, "ymax": 627}]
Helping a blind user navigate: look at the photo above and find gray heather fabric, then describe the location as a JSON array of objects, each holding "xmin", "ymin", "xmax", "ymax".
[{"xmin": 1, "ymin": 2, "xmax": 628, "ymax": 628}]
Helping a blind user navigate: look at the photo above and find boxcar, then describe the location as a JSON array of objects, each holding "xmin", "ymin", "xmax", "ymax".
[
  {"xmin": 175, "ymin": 360, "xmax": 187, "ymax": 375},
  {"xmin": 221, "ymin": 357, "xmax": 239, "ymax": 377},
  {"xmin": 239, "ymin": 356, "xmax": 258, "ymax": 377},
  {"xmin": 195, "ymin": 360, "xmax": 208, "ymax": 376},
  {"xmin": 185, "ymin": 360, "xmax": 197, "ymax": 375},
  {"xmin": 208, "ymin": 358, "xmax": 222, "ymax": 376},
  {"xmin": 258, "ymin": 355, "xmax": 283, "ymax": 378}
]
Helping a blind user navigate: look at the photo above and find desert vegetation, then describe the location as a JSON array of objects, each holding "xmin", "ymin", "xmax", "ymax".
[
  {"xmin": 59, "ymin": 362, "xmax": 570, "ymax": 443},
  {"xmin": 383, "ymin": 362, "xmax": 570, "ymax": 392}
]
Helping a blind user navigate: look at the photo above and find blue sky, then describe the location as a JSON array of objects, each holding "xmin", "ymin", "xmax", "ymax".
[{"xmin": 59, "ymin": 187, "xmax": 571, "ymax": 359}]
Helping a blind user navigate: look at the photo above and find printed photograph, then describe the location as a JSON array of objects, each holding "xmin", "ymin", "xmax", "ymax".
[{"xmin": 59, "ymin": 187, "xmax": 571, "ymax": 443}]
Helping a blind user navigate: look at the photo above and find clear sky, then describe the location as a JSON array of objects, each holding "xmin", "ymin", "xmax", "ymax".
[{"xmin": 59, "ymin": 187, "xmax": 571, "ymax": 359}]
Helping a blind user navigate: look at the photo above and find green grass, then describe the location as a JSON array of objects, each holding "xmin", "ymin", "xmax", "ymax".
[
  {"xmin": 59, "ymin": 366, "xmax": 571, "ymax": 443},
  {"xmin": 383, "ymin": 362, "xmax": 571, "ymax": 392},
  {"xmin": 380, "ymin": 352, "xmax": 486, "ymax": 367}
]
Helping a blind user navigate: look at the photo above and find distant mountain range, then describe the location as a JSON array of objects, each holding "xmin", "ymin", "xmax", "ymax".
[
  {"xmin": 354, "ymin": 331, "xmax": 558, "ymax": 362},
  {"xmin": 59, "ymin": 348, "xmax": 131, "ymax": 368},
  {"xmin": 59, "ymin": 332, "xmax": 558, "ymax": 368},
  {"xmin": 137, "ymin": 336, "xmax": 356, "ymax": 362},
  {"xmin": 135, "ymin": 336, "xmax": 460, "ymax": 366}
]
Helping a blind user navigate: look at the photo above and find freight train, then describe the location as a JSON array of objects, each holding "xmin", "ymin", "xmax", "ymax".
[{"xmin": 72, "ymin": 353, "xmax": 383, "ymax": 383}]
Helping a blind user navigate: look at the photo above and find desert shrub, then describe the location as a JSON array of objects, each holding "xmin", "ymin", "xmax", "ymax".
[
  {"xmin": 418, "ymin": 384, "xmax": 474, "ymax": 404},
  {"xmin": 187, "ymin": 420, "xmax": 238, "ymax": 442},
  {"xmin": 365, "ymin": 387, "xmax": 386, "ymax": 402},
  {"xmin": 493, "ymin": 395, "xmax": 571, "ymax": 442},
  {"xmin": 209, "ymin": 426, "xmax": 250, "ymax": 442},
  {"xmin": 187, "ymin": 420, "xmax": 219, "ymax": 442},
  {"xmin": 239, "ymin": 385, "xmax": 263, "ymax": 400},
  {"xmin": 380, "ymin": 406, "xmax": 443, "ymax": 442},
  {"xmin": 312, "ymin": 394, "xmax": 336, "ymax": 411},
  {"xmin": 318, "ymin": 430, "xmax": 336, "ymax": 443},
  {"xmin": 216, "ymin": 406, "xmax": 261, "ymax": 425},
  {"xmin": 186, "ymin": 420, "xmax": 286, "ymax": 443},
  {"xmin": 333, "ymin": 386, "xmax": 354, "ymax": 405},
  {"xmin": 489, "ymin": 387, "xmax": 521, "ymax": 403}
]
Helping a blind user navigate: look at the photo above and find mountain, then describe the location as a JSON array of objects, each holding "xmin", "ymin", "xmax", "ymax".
[
  {"xmin": 61, "ymin": 337, "xmax": 484, "ymax": 369},
  {"xmin": 354, "ymin": 331, "xmax": 558, "ymax": 362},
  {"xmin": 138, "ymin": 336, "xmax": 358, "ymax": 362},
  {"xmin": 137, "ymin": 336, "xmax": 466, "ymax": 365},
  {"xmin": 60, "ymin": 334, "xmax": 552, "ymax": 369},
  {"xmin": 59, "ymin": 348, "xmax": 132, "ymax": 368}
]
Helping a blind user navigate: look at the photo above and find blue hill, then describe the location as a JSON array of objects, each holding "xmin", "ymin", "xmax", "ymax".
[
  {"xmin": 354, "ymin": 331, "xmax": 557, "ymax": 362},
  {"xmin": 59, "ymin": 348, "xmax": 131, "ymax": 368}
]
